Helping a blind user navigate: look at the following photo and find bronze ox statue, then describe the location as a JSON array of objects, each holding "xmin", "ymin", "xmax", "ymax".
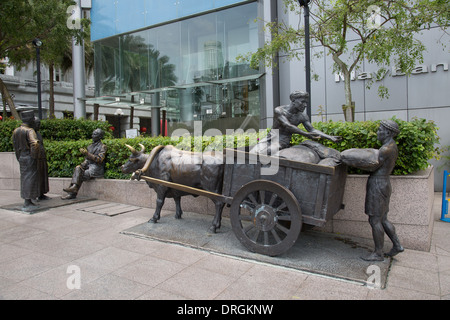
[{"xmin": 121, "ymin": 144, "xmax": 226, "ymax": 233}]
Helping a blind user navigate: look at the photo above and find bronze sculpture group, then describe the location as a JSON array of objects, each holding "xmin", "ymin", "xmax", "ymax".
[
  {"xmin": 12, "ymin": 91, "xmax": 404, "ymax": 261},
  {"xmin": 12, "ymin": 111, "xmax": 107, "ymax": 210}
]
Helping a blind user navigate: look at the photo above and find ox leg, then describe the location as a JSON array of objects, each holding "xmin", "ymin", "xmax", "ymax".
[
  {"xmin": 209, "ymin": 201, "xmax": 225, "ymax": 233},
  {"xmin": 150, "ymin": 195, "xmax": 165, "ymax": 223},
  {"xmin": 174, "ymin": 196, "xmax": 183, "ymax": 219}
]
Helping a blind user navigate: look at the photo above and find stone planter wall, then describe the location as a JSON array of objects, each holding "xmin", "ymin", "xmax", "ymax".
[{"xmin": 0, "ymin": 152, "xmax": 435, "ymax": 251}]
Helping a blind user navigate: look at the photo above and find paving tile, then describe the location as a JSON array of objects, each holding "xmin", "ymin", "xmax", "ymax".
[
  {"xmin": 156, "ymin": 265, "xmax": 236, "ymax": 300},
  {"xmin": 111, "ymin": 235, "xmax": 163, "ymax": 255},
  {"xmin": 0, "ymin": 252, "xmax": 68, "ymax": 282},
  {"xmin": 0, "ymin": 224, "xmax": 46, "ymax": 244},
  {"xmin": 0, "ymin": 283, "xmax": 58, "ymax": 300},
  {"xmin": 292, "ymin": 275, "xmax": 369, "ymax": 300},
  {"xmin": 19, "ymin": 262, "xmax": 113, "ymax": 298},
  {"xmin": 2, "ymin": 211, "xmax": 79, "ymax": 231},
  {"xmin": 440, "ymin": 270, "xmax": 450, "ymax": 297},
  {"xmin": 391, "ymin": 249, "xmax": 439, "ymax": 272},
  {"xmin": 112, "ymin": 255, "xmax": 187, "ymax": 287},
  {"xmin": 217, "ymin": 264, "xmax": 308, "ymax": 300},
  {"xmin": 72, "ymin": 247, "xmax": 144, "ymax": 272},
  {"xmin": 367, "ymin": 285, "xmax": 439, "ymax": 300},
  {"xmin": 136, "ymin": 287, "xmax": 188, "ymax": 300},
  {"xmin": 50, "ymin": 220, "xmax": 110, "ymax": 238},
  {"xmin": 0, "ymin": 243, "xmax": 33, "ymax": 264},
  {"xmin": 0, "ymin": 218, "xmax": 18, "ymax": 232},
  {"xmin": 192, "ymin": 254, "xmax": 254, "ymax": 279},
  {"xmin": 438, "ymin": 255, "xmax": 450, "ymax": 273},
  {"xmin": 148, "ymin": 243, "xmax": 209, "ymax": 266},
  {"xmin": 387, "ymin": 265, "xmax": 440, "ymax": 296},
  {"xmin": 61, "ymin": 274, "xmax": 151, "ymax": 300},
  {"xmin": 0, "ymin": 275, "xmax": 17, "ymax": 290},
  {"xmin": 11, "ymin": 232, "xmax": 107, "ymax": 261}
]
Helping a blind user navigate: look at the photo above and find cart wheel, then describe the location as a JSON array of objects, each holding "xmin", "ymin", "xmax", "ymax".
[{"xmin": 230, "ymin": 180, "xmax": 302, "ymax": 256}]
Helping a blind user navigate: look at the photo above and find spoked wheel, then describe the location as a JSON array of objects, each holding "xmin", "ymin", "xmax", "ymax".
[{"xmin": 230, "ymin": 180, "xmax": 302, "ymax": 256}]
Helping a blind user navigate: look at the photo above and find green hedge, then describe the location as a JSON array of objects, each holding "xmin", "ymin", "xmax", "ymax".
[
  {"xmin": 0, "ymin": 119, "xmax": 113, "ymax": 152},
  {"xmin": 37, "ymin": 119, "xmax": 114, "ymax": 141},
  {"xmin": 291, "ymin": 117, "xmax": 441, "ymax": 175},
  {"xmin": 0, "ymin": 120, "xmax": 20, "ymax": 152},
  {"xmin": 1, "ymin": 117, "xmax": 441, "ymax": 178}
]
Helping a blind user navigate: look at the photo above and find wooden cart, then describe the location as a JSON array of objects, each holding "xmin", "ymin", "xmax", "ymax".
[{"xmin": 140, "ymin": 148, "xmax": 347, "ymax": 256}]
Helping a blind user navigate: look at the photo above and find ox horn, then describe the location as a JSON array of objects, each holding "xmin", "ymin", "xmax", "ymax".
[
  {"xmin": 140, "ymin": 145, "xmax": 165, "ymax": 173},
  {"xmin": 139, "ymin": 144, "xmax": 145, "ymax": 153},
  {"xmin": 125, "ymin": 144, "xmax": 137, "ymax": 155}
]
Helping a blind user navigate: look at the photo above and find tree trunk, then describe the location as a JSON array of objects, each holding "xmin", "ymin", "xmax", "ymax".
[
  {"xmin": 342, "ymin": 70, "xmax": 355, "ymax": 122},
  {"xmin": 343, "ymin": 70, "xmax": 353, "ymax": 107},
  {"xmin": 49, "ymin": 63, "xmax": 55, "ymax": 119},
  {"xmin": 332, "ymin": 53, "xmax": 355, "ymax": 122},
  {"xmin": 0, "ymin": 77, "xmax": 21, "ymax": 120}
]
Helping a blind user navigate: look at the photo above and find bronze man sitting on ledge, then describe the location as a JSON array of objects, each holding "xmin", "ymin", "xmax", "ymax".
[{"xmin": 62, "ymin": 128, "xmax": 107, "ymax": 200}]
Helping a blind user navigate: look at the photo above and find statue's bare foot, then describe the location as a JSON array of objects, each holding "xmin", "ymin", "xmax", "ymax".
[
  {"xmin": 361, "ymin": 252, "xmax": 384, "ymax": 262},
  {"xmin": 386, "ymin": 246, "xmax": 404, "ymax": 257}
]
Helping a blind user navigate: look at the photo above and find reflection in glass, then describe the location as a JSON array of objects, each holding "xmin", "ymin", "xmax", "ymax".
[{"xmin": 94, "ymin": 2, "xmax": 261, "ymax": 135}]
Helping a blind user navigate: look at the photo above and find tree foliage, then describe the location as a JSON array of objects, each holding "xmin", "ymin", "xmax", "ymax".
[
  {"xmin": 0, "ymin": 0, "xmax": 89, "ymax": 118},
  {"xmin": 242, "ymin": 0, "xmax": 449, "ymax": 112}
]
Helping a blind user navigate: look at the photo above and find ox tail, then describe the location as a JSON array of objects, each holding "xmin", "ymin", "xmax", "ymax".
[{"xmin": 141, "ymin": 145, "xmax": 165, "ymax": 174}]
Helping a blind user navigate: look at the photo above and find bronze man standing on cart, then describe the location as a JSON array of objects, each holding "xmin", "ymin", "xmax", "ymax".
[{"xmin": 62, "ymin": 128, "xmax": 107, "ymax": 200}]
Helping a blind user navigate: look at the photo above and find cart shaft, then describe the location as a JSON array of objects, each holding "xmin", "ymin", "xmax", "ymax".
[{"xmin": 139, "ymin": 175, "xmax": 233, "ymax": 205}]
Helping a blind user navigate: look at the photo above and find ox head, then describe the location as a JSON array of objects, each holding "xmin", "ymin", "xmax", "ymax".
[{"xmin": 121, "ymin": 144, "xmax": 147, "ymax": 174}]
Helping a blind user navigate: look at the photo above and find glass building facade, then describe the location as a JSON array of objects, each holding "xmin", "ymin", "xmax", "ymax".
[{"xmin": 93, "ymin": 1, "xmax": 263, "ymax": 135}]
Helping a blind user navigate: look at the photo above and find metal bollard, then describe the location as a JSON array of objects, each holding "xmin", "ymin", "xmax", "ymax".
[{"xmin": 442, "ymin": 170, "xmax": 450, "ymax": 222}]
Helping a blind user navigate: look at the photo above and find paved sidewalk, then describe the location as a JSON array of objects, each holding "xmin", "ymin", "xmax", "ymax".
[{"xmin": 0, "ymin": 189, "xmax": 449, "ymax": 300}]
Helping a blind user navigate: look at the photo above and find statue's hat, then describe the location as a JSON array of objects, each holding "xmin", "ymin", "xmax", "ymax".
[{"xmin": 20, "ymin": 110, "xmax": 35, "ymax": 123}]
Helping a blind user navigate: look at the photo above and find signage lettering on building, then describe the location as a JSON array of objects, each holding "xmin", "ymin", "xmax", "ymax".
[{"xmin": 334, "ymin": 62, "xmax": 448, "ymax": 82}]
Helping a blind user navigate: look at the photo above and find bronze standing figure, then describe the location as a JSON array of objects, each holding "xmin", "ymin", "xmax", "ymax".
[
  {"xmin": 12, "ymin": 111, "xmax": 40, "ymax": 211},
  {"xmin": 341, "ymin": 120, "xmax": 404, "ymax": 261},
  {"xmin": 62, "ymin": 128, "xmax": 107, "ymax": 200}
]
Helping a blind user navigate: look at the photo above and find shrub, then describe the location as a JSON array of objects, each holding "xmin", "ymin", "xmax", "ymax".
[
  {"xmin": 37, "ymin": 118, "xmax": 113, "ymax": 141},
  {"xmin": 0, "ymin": 119, "xmax": 21, "ymax": 152},
  {"xmin": 0, "ymin": 118, "xmax": 113, "ymax": 152},
  {"xmin": 2, "ymin": 118, "xmax": 440, "ymax": 179},
  {"xmin": 291, "ymin": 117, "xmax": 441, "ymax": 175}
]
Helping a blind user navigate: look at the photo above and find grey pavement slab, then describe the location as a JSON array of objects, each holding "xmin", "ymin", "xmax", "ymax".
[
  {"xmin": 0, "ymin": 196, "xmax": 96, "ymax": 214},
  {"xmin": 122, "ymin": 211, "xmax": 391, "ymax": 287}
]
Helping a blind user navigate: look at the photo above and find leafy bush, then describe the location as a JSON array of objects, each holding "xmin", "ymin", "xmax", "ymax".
[
  {"xmin": 0, "ymin": 118, "xmax": 113, "ymax": 152},
  {"xmin": 37, "ymin": 118, "xmax": 113, "ymax": 141},
  {"xmin": 2, "ymin": 118, "xmax": 440, "ymax": 179},
  {"xmin": 291, "ymin": 117, "xmax": 441, "ymax": 175},
  {"xmin": 0, "ymin": 119, "xmax": 21, "ymax": 152},
  {"xmin": 45, "ymin": 136, "xmax": 180, "ymax": 179}
]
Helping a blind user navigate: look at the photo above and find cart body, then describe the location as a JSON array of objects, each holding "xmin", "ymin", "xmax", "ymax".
[{"xmin": 223, "ymin": 149, "xmax": 347, "ymax": 228}]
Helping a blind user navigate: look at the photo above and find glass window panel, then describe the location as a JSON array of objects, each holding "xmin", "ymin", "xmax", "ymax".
[
  {"xmin": 94, "ymin": 2, "xmax": 261, "ymax": 135},
  {"xmin": 115, "ymin": 1, "xmax": 146, "ymax": 35},
  {"xmin": 94, "ymin": 37, "xmax": 121, "ymax": 96},
  {"xmin": 178, "ymin": 0, "xmax": 214, "ymax": 17}
]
